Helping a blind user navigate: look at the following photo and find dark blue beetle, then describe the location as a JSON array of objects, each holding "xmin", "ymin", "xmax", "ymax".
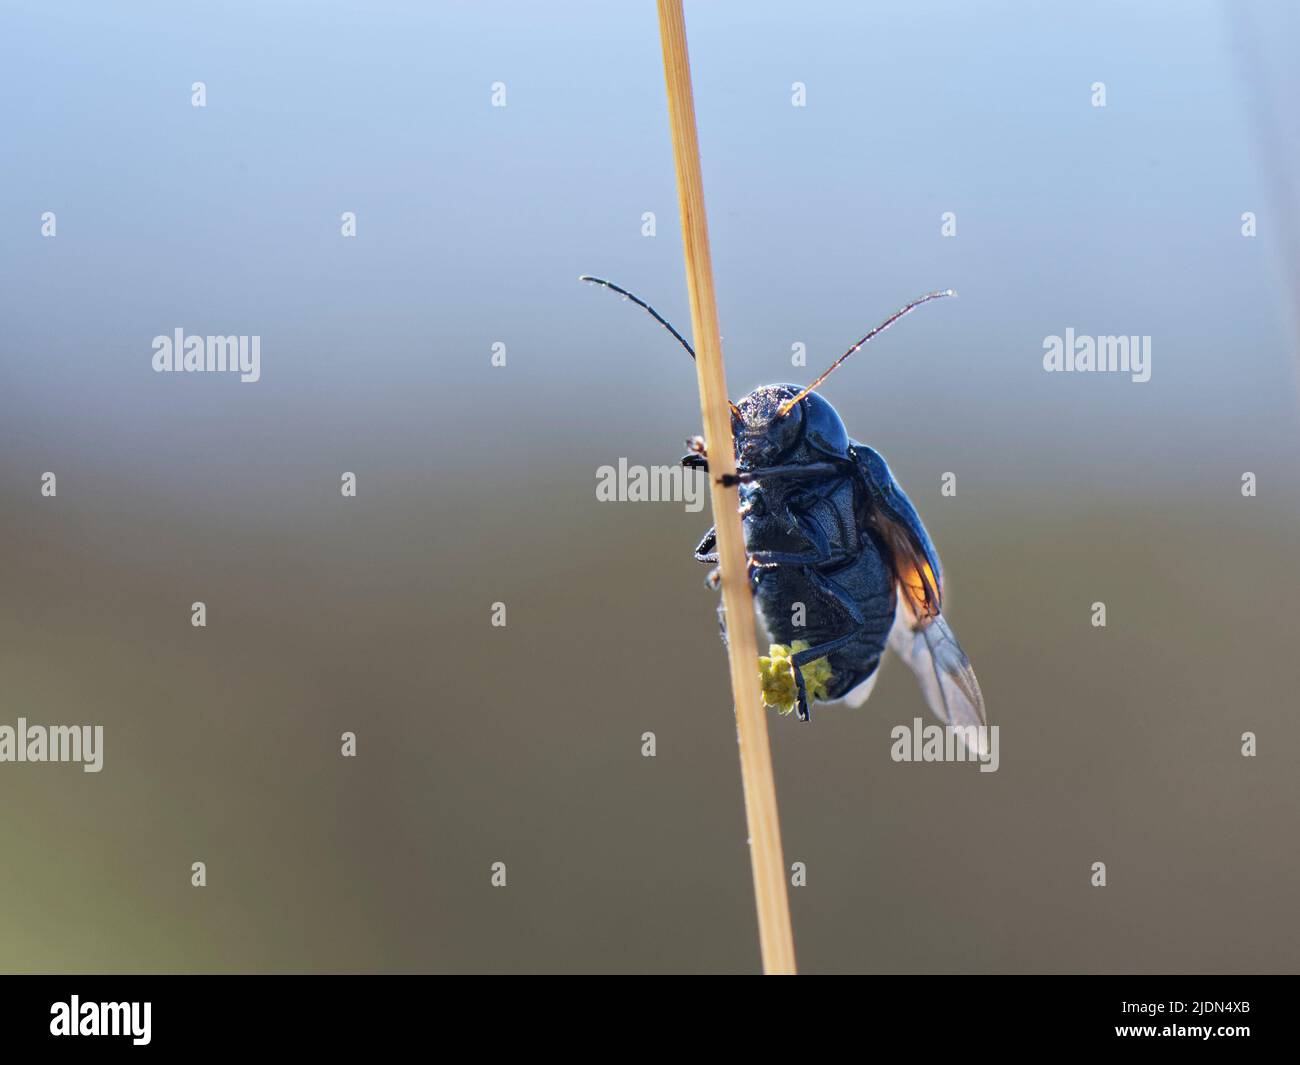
[{"xmin": 581, "ymin": 277, "xmax": 985, "ymax": 727}]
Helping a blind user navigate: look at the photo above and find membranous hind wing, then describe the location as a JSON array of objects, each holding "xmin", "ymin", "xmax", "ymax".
[
  {"xmin": 851, "ymin": 443, "xmax": 986, "ymax": 729},
  {"xmin": 888, "ymin": 603, "xmax": 986, "ymax": 729}
]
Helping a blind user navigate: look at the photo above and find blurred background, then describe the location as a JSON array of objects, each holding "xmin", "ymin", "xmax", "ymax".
[{"xmin": 0, "ymin": 0, "xmax": 1296, "ymax": 973}]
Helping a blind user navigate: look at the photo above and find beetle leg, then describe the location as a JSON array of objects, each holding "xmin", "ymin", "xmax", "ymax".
[
  {"xmin": 682, "ymin": 436, "xmax": 708, "ymax": 471},
  {"xmin": 749, "ymin": 547, "xmax": 832, "ymax": 567},
  {"xmin": 698, "ymin": 527, "xmax": 761, "ymax": 597},
  {"xmin": 694, "ymin": 527, "xmax": 718, "ymax": 564},
  {"xmin": 719, "ymin": 462, "xmax": 839, "ymax": 487},
  {"xmin": 748, "ymin": 509, "xmax": 835, "ymax": 569},
  {"xmin": 703, "ymin": 558, "xmax": 759, "ymax": 588},
  {"xmin": 805, "ymin": 568, "xmax": 867, "ymax": 626},
  {"xmin": 789, "ymin": 630, "xmax": 859, "ymax": 722}
]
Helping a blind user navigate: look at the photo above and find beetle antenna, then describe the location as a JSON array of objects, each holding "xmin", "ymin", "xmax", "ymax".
[
  {"xmin": 777, "ymin": 289, "xmax": 957, "ymax": 416},
  {"xmin": 579, "ymin": 275, "xmax": 697, "ymax": 361}
]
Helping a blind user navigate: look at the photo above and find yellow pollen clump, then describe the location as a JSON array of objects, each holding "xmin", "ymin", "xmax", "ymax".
[{"xmin": 758, "ymin": 641, "xmax": 833, "ymax": 715}]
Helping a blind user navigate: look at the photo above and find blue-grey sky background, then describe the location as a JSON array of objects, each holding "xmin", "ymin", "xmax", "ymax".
[{"xmin": 3, "ymin": 0, "xmax": 1297, "ymax": 502}]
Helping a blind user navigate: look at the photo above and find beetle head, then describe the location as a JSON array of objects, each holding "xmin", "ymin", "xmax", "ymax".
[{"xmin": 732, "ymin": 384, "xmax": 848, "ymax": 468}]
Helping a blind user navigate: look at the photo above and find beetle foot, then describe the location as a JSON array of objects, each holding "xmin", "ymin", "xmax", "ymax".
[
  {"xmin": 795, "ymin": 685, "xmax": 811, "ymax": 722},
  {"xmin": 793, "ymin": 663, "xmax": 812, "ymax": 722},
  {"xmin": 682, "ymin": 436, "xmax": 708, "ymax": 472}
]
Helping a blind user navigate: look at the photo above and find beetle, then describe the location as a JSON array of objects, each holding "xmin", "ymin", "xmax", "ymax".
[{"xmin": 580, "ymin": 276, "xmax": 985, "ymax": 728}]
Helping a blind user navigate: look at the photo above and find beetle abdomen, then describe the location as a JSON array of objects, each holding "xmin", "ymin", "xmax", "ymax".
[{"xmin": 753, "ymin": 547, "xmax": 895, "ymax": 702}]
